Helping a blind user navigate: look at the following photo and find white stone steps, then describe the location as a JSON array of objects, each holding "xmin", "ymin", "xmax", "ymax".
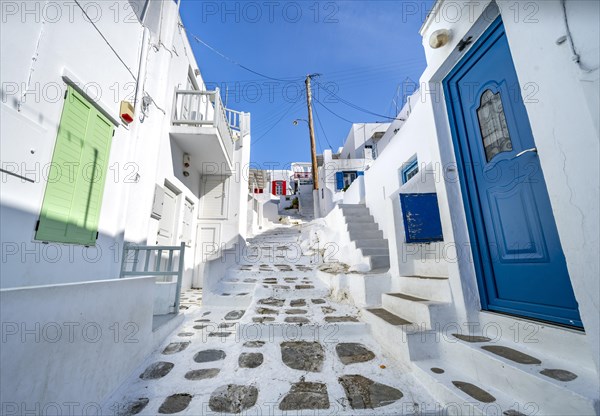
[
  {"xmin": 338, "ymin": 203, "xmax": 390, "ymax": 272},
  {"xmin": 398, "ymin": 275, "xmax": 452, "ymax": 303},
  {"xmin": 346, "ymin": 222, "xmax": 379, "ymax": 232},
  {"xmin": 348, "ymin": 228, "xmax": 384, "ymax": 240},
  {"xmin": 435, "ymin": 335, "xmax": 599, "ymax": 415},
  {"xmin": 368, "ymin": 254, "xmax": 390, "ymax": 269},
  {"xmin": 235, "ymin": 321, "xmax": 369, "ymax": 340},
  {"xmin": 353, "ymin": 238, "xmax": 389, "ymax": 249},
  {"xmin": 202, "ymin": 292, "xmax": 253, "ymax": 307},
  {"xmin": 361, "ymin": 307, "xmax": 437, "ymax": 362},
  {"xmin": 338, "ymin": 203, "xmax": 368, "ymax": 209},
  {"xmin": 382, "ymin": 293, "xmax": 452, "ymax": 330},
  {"xmin": 359, "ymin": 247, "xmax": 390, "ymax": 256},
  {"xmin": 412, "ymin": 359, "xmax": 525, "ymax": 416},
  {"xmin": 343, "ymin": 214, "xmax": 375, "ymax": 223},
  {"xmin": 340, "ymin": 207, "xmax": 371, "ymax": 216}
]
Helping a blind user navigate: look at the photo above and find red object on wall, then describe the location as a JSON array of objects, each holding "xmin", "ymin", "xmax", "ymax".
[
  {"xmin": 282, "ymin": 180, "xmax": 287, "ymax": 196},
  {"xmin": 272, "ymin": 181, "xmax": 277, "ymax": 195}
]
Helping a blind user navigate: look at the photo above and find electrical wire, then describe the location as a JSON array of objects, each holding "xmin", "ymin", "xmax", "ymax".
[
  {"xmin": 186, "ymin": 31, "xmax": 305, "ymax": 82},
  {"xmin": 312, "ymin": 96, "xmax": 354, "ymax": 124},
  {"xmin": 561, "ymin": 0, "xmax": 599, "ymax": 73},
  {"xmin": 73, "ymin": 0, "xmax": 136, "ymax": 80},
  {"xmin": 315, "ymin": 81, "xmax": 404, "ymax": 120},
  {"xmin": 312, "ymin": 103, "xmax": 334, "ymax": 150},
  {"xmin": 252, "ymin": 101, "xmax": 304, "ymax": 145}
]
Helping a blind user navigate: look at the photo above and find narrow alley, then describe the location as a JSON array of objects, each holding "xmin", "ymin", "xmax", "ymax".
[
  {"xmin": 2, "ymin": 1, "xmax": 599, "ymax": 415},
  {"xmin": 104, "ymin": 222, "xmax": 437, "ymax": 415}
]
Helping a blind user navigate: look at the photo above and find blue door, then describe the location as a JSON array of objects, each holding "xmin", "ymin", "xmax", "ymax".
[{"xmin": 444, "ymin": 18, "xmax": 582, "ymax": 328}]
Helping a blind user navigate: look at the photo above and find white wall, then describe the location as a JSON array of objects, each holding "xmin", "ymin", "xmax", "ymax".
[
  {"xmin": 0, "ymin": 1, "xmax": 144, "ymax": 288},
  {"xmin": 317, "ymin": 149, "xmax": 370, "ymax": 217},
  {"xmin": 0, "ymin": 276, "xmax": 155, "ymax": 410},
  {"xmin": 340, "ymin": 123, "xmax": 390, "ymax": 159},
  {"xmin": 363, "ymin": 98, "xmax": 449, "ymax": 279},
  {"xmin": 1, "ymin": 0, "xmax": 251, "ymax": 292}
]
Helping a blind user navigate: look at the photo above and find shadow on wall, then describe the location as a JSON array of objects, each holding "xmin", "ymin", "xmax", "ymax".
[
  {"xmin": 0, "ymin": 202, "xmax": 129, "ymax": 289},
  {"xmin": 0, "ymin": 199, "xmax": 192, "ymax": 411}
]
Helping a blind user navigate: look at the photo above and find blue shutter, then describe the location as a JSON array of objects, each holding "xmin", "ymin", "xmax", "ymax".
[
  {"xmin": 357, "ymin": 171, "xmax": 364, "ymax": 176},
  {"xmin": 399, "ymin": 193, "xmax": 444, "ymax": 243},
  {"xmin": 335, "ymin": 172, "xmax": 344, "ymax": 190}
]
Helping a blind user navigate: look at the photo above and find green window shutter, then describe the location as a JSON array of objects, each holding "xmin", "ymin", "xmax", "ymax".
[{"xmin": 36, "ymin": 86, "xmax": 114, "ymax": 245}]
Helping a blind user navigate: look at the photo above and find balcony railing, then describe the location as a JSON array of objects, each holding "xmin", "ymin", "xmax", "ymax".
[{"xmin": 172, "ymin": 88, "xmax": 243, "ymax": 164}]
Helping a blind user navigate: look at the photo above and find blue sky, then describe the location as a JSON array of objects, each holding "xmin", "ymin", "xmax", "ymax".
[{"xmin": 180, "ymin": 1, "xmax": 435, "ymax": 168}]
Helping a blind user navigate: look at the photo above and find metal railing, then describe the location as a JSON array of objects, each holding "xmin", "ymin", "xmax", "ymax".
[
  {"xmin": 172, "ymin": 88, "xmax": 239, "ymax": 164},
  {"xmin": 120, "ymin": 242, "xmax": 185, "ymax": 314}
]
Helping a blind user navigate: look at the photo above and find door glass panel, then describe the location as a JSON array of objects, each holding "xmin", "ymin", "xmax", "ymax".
[{"xmin": 477, "ymin": 89, "xmax": 512, "ymax": 162}]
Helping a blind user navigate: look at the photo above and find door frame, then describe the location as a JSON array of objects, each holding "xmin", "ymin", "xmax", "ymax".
[{"xmin": 443, "ymin": 17, "xmax": 580, "ymax": 327}]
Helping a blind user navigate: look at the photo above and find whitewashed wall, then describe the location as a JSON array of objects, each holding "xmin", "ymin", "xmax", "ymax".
[
  {"xmin": 1, "ymin": 1, "xmax": 143, "ymax": 288},
  {"xmin": 317, "ymin": 149, "xmax": 370, "ymax": 217},
  {"xmin": 0, "ymin": 276, "xmax": 156, "ymax": 411},
  {"xmin": 418, "ymin": 0, "xmax": 599, "ymax": 366},
  {"xmin": 0, "ymin": 0, "xmax": 250, "ymax": 290},
  {"xmin": 363, "ymin": 98, "xmax": 449, "ymax": 280}
]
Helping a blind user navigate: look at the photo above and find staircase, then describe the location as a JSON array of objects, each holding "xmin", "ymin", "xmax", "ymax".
[
  {"xmin": 361, "ymin": 274, "xmax": 599, "ymax": 415},
  {"xmin": 339, "ymin": 203, "xmax": 389, "ymax": 270},
  {"xmin": 298, "ymin": 189, "xmax": 314, "ymax": 219}
]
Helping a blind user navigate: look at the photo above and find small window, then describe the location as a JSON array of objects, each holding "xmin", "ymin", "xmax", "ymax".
[
  {"xmin": 401, "ymin": 158, "xmax": 419, "ymax": 184},
  {"xmin": 477, "ymin": 89, "xmax": 512, "ymax": 162}
]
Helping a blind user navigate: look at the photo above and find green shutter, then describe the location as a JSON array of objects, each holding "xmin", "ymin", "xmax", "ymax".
[{"xmin": 36, "ymin": 86, "xmax": 114, "ymax": 245}]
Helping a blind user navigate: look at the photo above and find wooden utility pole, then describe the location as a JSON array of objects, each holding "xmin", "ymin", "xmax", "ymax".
[{"xmin": 305, "ymin": 74, "xmax": 319, "ymax": 191}]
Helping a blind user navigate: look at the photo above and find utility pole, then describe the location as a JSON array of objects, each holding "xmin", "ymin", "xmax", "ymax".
[
  {"xmin": 305, "ymin": 74, "xmax": 319, "ymax": 191},
  {"xmin": 305, "ymin": 73, "xmax": 321, "ymax": 218}
]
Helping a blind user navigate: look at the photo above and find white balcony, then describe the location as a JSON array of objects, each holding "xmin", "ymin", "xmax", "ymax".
[{"xmin": 170, "ymin": 88, "xmax": 248, "ymax": 173}]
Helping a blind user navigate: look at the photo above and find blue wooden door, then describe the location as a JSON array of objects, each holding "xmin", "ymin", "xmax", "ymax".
[{"xmin": 444, "ymin": 19, "xmax": 582, "ymax": 328}]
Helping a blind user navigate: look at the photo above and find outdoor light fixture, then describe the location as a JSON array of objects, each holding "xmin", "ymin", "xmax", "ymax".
[
  {"xmin": 429, "ymin": 29, "xmax": 452, "ymax": 49},
  {"xmin": 183, "ymin": 153, "xmax": 191, "ymax": 177},
  {"xmin": 293, "ymin": 118, "xmax": 308, "ymax": 126}
]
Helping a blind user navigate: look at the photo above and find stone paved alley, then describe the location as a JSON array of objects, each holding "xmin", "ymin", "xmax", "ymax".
[{"xmin": 103, "ymin": 222, "xmax": 437, "ymax": 415}]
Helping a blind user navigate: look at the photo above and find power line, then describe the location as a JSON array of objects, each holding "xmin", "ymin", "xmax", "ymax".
[
  {"xmin": 312, "ymin": 96, "xmax": 354, "ymax": 124},
  {"xmin": 186, "ymin": 31, "xmax": 304, "ymax": 83},
  {"xmin": 315, "ymin": 81, "xmax": 402, "ymax": 121},
  {"xmin": 252, "ymin": 101, "xmax": 304, "ymax": 145},
  {"xmin": 312, "ymin": 103, "xmax": 334, "ymax": 150},
  {"xmin": 73, "ymin": 0, "xmax": 136, "ymax": 80}
]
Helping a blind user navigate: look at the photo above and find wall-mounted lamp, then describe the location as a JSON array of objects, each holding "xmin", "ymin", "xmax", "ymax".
[
  {"xmin": 429, "ymin": 29, "xmax": 452, "ymax": 49},
  {"xmin": 183, "ymin": 153, "xmax": 191, "ymax": 177}
]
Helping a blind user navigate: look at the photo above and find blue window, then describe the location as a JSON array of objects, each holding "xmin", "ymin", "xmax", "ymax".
[
  {"xmin": 401, "ymin": 158, "xmax": 419, "ymax": 184},
  {"xmin": 335, "ymin": 171, "xmax": 364, "ymax": 190}
]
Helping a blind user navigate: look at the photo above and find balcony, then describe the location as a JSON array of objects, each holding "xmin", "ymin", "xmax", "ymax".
[{"xmin": 170, "ymin": 88, "xmax": 248, "ymax": 173}]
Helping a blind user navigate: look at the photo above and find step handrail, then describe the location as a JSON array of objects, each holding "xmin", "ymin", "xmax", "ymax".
[{"xmin": 119, "ymin": 242, "xmax": 185, "ymax": 313}]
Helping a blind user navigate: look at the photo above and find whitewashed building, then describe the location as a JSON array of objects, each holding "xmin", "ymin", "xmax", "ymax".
[
  {"xmin": 316, "ymin": 123, "xmax": 389, "ymax": 217},
  {"xmin": 317, "ymin": 1, "xmax": 599, "ymax": 414},
  {"xmin": 0, "ymin": 0, "xmax": 250, "ymax": 410}
]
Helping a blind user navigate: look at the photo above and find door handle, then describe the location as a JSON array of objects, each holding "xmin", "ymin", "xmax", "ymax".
[{"xmin": 512, "ymin": 147, "xmax": 537, "ymax": 159}]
